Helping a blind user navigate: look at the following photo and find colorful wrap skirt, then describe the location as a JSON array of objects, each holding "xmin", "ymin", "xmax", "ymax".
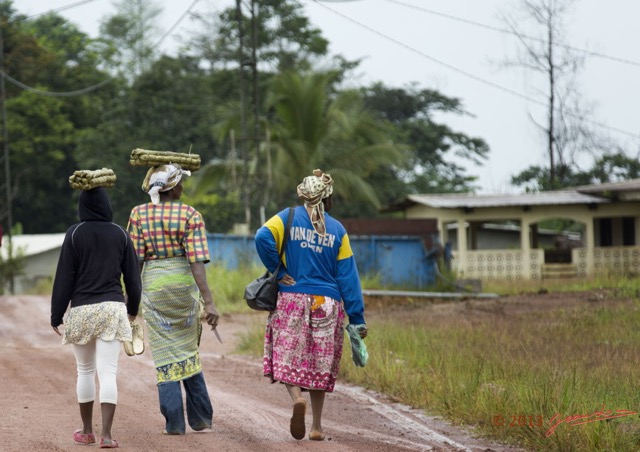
[
  {"xmin": 263, "ymin": 292, "xmax": 345, "ymax": 392},
  {"xmin": 142, "ymin": 257, "xmax": 203, "ymax": 384}
]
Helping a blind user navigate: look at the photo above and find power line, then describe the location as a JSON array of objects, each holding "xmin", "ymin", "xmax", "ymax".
[
  {"xmin": 311, "ymin": 0, "xmax": 640, "ymax": 140},
  {"xmin": 27, "ymin": 0, "xmax": 102, "ymax": 19},
  {"xmin": 0, "ymin": 69, "xmax": 112, "ymax": 97},
  {"xmin": 386, "ymin": 0, "xmax": 640, "ymax": 69},
  {"xmin": 154, "ymin": 0, "xmax": 199, "ymax": 48},
  {"xmin": 9, "ymin": 0, "xmax": 200, "ymax": 97}
]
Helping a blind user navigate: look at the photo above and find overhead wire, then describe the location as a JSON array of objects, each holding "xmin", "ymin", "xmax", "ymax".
[
  {"xmin": 7, "ymin": 0, "xmax": 200, "ymax": 97},
  {"xmin": 310, "ymin": 0, "xmax": 640, "ymax": 140},
  {"xmin": 386, "ymin": 0, "xmax": 640, "ymax": 68},
  {"xmin": 26, "ymin": 0, "xmax": 102, "ymax": 19}
]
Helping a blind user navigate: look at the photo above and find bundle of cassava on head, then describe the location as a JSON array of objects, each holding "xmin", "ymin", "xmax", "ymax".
[
  {"xmin": 129, "ymin": 148, "xmax": 201, "ymax": 172},
  {"xmin": 69, "ymin": 168, "xmax": 117, "ymax": 190}
]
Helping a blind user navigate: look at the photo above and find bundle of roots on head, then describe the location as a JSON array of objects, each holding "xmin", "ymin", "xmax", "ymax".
[
  {"xmin": 69, "ymin": 168, "xmax": 117, "ymax": 190},
  {"xmin": 129, "ymin": 148, "xmax": 201, "ymax": 172}
]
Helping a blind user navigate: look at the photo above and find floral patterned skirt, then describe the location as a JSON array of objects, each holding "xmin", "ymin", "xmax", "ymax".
[
  {"xmin": 62, "ymin": 301, "xmax": 132, "ymax": 345},
  {"xmin": 263, "ymin": 292, "xmax": 345, "ymax": 392}
]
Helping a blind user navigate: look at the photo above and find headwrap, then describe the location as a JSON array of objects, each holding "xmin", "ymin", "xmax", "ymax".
[
  {"xmin": 142, "ymin": 163, "xmax": 191, "ymax": 205},
  {"xmin": 296, "ymin": 169, "xmax": 334, "ymax": 236}
]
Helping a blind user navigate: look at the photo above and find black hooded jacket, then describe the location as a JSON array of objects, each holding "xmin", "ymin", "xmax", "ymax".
[{"xmin": 50, "ymin": 188, "xmax": 142, "ymax": 327}]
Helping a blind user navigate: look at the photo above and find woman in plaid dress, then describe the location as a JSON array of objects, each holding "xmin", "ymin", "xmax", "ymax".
[{"xmin": 127, "ymin": 164, "xmax": 219, "ymax": 435}]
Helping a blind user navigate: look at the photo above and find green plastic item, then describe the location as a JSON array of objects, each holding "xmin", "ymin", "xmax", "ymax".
[{"xmin": 346, "ymin": 324, "xmax": 369, "ymax": 367}]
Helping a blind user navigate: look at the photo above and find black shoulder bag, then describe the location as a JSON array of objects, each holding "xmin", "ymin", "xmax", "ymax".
[{"xmin": 244, "ymin": 207, "xmax": 294, "ymax": 311}]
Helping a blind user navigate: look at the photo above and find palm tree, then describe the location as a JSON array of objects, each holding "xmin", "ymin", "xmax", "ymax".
[
  {"xmin": 192, "ymin": 70, "xmax": 404, "ymax": 228},
  {"xmin": 266, "ymin": 70, "xmax": 403, "ymax": 213}
]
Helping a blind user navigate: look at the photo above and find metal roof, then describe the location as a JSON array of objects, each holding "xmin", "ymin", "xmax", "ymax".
[
  {"xmin": 406, "ymin": 190, "xmax": 610, "ymax": 209},
  {"xmin": 0, "ymin": 233, "xmax": 66, "ymax": 259},
  {"xmin": 576, "ymin": 178, "xmax": 640, "ymax": 195}
]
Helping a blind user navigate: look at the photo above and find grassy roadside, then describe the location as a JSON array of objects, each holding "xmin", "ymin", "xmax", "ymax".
[
  {"xmin": 33, "ymin": 265, "xmax": 640, "ymax": 450},
  {"xmin": 233, "ymin": 271, "xmax": 640, "ymax": 451}
]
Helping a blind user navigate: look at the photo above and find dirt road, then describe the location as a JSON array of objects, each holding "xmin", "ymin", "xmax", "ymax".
[{"xmin": 0, "ymin": 295, "xmax": 518, "ymax": 451}]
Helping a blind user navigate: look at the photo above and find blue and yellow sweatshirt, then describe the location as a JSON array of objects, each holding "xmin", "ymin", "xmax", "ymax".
[{"xmin": 254, "ymin": 206, "xmax": 365, "ymax": 325}]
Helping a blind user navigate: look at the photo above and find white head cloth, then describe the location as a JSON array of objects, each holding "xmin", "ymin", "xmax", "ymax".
[{"xmin": 142, "ymin": 164, "xmax": 191, "ymax": 205}]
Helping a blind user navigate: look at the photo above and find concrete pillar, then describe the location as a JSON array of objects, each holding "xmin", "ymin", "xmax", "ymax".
[
  {"xmin": 457, "ymin": 219, "xmax": 467, "ymax": 275},
  {"xmin": 520, "ymin": 218, "xmax": 531, "ymax": 278},
  {"xmin": 584, "ymin": 218, "xmax": 595, "ymax": 276}
]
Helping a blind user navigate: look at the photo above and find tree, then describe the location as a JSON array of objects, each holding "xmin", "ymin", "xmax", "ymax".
[
  {"xmin": 98, "ymin": 0, "xmax": 162, "ymax": 80},
  {"xmin": 512, "ymin": 151, "xmax": 640, "ymax": 191},
  {"xmin": 186, "ymin": 0, "xmax": 337, "ymax": 226},
  {"xmin": 361, "ymin": 83, "xmax": 489, "ymax": 198},
  {"xmin": 3, "ymin": 7, "xmax": 117, "ymax": 232},
  {"xmin": 265, "ymin": 71, "xmax": 404, "ymax": 219},
  {"xmin": 501, "ymin": 0, "xmax": 608, "ymax": 189}
]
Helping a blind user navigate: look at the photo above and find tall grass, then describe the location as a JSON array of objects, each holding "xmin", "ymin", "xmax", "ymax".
[
  {"xmin": 340, "ymin": 298, "xmax": 640, "ymax": 451},
  {"xmin": 483, "ymin": 273, "xmax": 640, "ymax": 298},
  {"xmin": 232, "ymin": 270, "xmax": 640, "ymax": 450},
  {"xmin": 207, "ymin": 263, "xmax": 265, "ymax": 312}
]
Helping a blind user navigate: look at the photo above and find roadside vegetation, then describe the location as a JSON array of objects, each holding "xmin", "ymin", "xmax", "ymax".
[
  {"xmin": 232, "ymin": 267, "xmax": 640, "ymax": 452},
  {"xmin": 28, "ymin": 264, "xmax": 640, "ymax": 450}
]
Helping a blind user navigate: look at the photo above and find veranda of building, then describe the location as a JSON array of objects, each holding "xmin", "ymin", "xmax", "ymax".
[{"xmin": 393, "ymin": 179, "xmax": 640, "ymax": 281}]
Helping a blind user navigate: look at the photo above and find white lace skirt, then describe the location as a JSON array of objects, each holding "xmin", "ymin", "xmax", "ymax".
[{"xmin": 62, "ymin": 301, "xmax": 132, "ymax": 345}]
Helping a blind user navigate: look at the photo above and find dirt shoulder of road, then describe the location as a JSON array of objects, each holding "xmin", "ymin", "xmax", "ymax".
[{"xmin": 1, "ymin": 295, "xmax": 526, "ymax": 452}]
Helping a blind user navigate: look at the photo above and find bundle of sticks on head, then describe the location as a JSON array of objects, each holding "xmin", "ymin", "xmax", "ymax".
[
  {"xmin": 130, "ymin": 148, "xmax": 201, "ymax": 172},
  {"xmin": 69, "ymin": 168, "xmax": 117, "ymax": 190}
]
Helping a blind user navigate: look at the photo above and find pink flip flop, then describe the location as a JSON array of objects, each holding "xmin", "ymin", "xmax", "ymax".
[
  {"xmin": 100, "ymin": 438, "xmax": 119, "ymax": 448},
  {"xmin": 73, "ymin": 430, "xmax": 95, "ymax": 445}
]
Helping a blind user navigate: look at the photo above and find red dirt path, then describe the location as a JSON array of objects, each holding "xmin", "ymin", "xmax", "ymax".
[{"xmin": 0, "ymin": 295, "xmax": 521, "ymax": 452}]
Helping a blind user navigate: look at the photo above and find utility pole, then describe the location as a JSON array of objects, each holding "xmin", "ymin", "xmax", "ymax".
[
  {"xmin": 0, "ymin": 4, "xmax": 14, "ymax": 294},
  {"xmin": 0, "ymin": 5, "xmax": 11, "ymax": 234},
  {"xmin": 235, "ymin": 0, "xmax": 251, "ymax": 229}
]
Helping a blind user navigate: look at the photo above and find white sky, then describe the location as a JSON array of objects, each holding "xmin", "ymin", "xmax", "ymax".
[{"xmin": 15, "ymin": 0, "xmax": 640, "ymax": 194}]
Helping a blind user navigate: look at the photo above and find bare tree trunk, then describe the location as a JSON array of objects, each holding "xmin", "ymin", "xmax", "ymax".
[{"xmin": 547, "ymin": 20, "xmax": 555, "ymax": 187}]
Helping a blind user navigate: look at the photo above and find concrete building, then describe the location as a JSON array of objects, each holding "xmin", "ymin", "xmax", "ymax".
[
  {"xmin": 1, "ymin": 234, "xmax": 65, "ymax": 294},
  {"xmin": 392, "ymin": 179, "xmax": 640, "ymax": 281}
]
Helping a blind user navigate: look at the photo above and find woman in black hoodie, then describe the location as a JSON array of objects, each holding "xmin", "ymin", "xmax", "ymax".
[{"xmin": 51, "ymin": 187, "xmax": 142, "ymax": 449}]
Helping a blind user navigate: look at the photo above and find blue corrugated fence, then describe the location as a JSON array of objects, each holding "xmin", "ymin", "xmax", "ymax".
[{"xmin": 206, "ymin": 233, "xmax": 438, "ymax": 289}]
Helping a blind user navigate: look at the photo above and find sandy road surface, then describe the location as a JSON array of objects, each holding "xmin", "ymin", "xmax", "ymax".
[{"xmin": 0, "ymin": 295, "xmax": 519, "ymax": 451}]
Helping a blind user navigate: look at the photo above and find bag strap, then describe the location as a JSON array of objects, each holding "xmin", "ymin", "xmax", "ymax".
[{"xmin": 277, "ymin": 207, "xmax": 295, "ymax": 262}]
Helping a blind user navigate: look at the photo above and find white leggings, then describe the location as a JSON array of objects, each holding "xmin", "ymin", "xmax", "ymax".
[{"xmin": 72, "ymin": 338, "xmax": 121, "ymax": 405}]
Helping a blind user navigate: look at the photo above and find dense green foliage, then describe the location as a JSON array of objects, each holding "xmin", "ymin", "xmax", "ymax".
[{"xmin": 4, "ymin": 0, "xmax": 493, "ymax": 233}]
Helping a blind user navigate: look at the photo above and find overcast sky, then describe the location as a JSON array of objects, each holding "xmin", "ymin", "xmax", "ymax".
[{"xmin": 16, "ymin": 0, "xmax": 640, "ymax": 193}]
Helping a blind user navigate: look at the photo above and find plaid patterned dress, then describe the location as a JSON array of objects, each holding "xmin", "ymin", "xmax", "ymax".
[{"xmin": 128, "ymin": 202, "xmax": 210, "ymax": 383}]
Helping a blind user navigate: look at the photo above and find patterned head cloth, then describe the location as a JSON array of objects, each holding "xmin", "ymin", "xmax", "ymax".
[
  {"xmin": 142, "ymin": 163, "xmax": 191, "ymax": 205},
  {"xmin": 296, "ymin": 169, "xmax": 334, "ymax": 236}
]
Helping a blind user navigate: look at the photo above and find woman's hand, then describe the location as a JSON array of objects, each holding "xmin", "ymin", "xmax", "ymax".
[
  {"xmin": 128, "ymin": 314, "xmax": 136, "ymax": 322},
  {"xmin": 203, "ymin": 302, "xmax": 219, "ymax": 330},
  {"xmin": 357, "ymin": 324, "xmax": 368, "ymax": 339},
  {"xmin": 278, "ymin": 274, "xmax": 296, "ymax": 286},
  {"xmin": 52, "ymin": 326, "xmax": 62, "ymax": 336}
]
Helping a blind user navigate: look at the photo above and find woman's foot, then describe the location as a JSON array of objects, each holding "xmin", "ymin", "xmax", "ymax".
[
  {"xmin": 99, "ymin": 437, "xmax": 119, "ymax": 448},
  {"xmin": 73, "ymin": 430, "xmax": 96, "ymax": 445},
  {"xmin": 309, "ymin": 430, "xmax": 326, "ymax": 441},
  {"xmin": 289, "ymin": 397, "xmax": 306, "ymax": 440}
]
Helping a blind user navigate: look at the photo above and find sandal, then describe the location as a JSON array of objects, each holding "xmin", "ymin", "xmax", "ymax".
[
  {"xmin": 131, "ymin": 319, "xmax": 145, "ymax": 355},
  {"xmin": 73, "ymin": 430, "xmax": 95, "ymax": 445},
  {"xmin": 289, "ymin": 398, "xmax": 306, "ymax": 440},
  {"xmin": 100, "ymin": 438, "xmax": 119, "ymax": 448},
  {"xmin": 124, "ymin": 318, "xmax": 145, "ymax": 356}
]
